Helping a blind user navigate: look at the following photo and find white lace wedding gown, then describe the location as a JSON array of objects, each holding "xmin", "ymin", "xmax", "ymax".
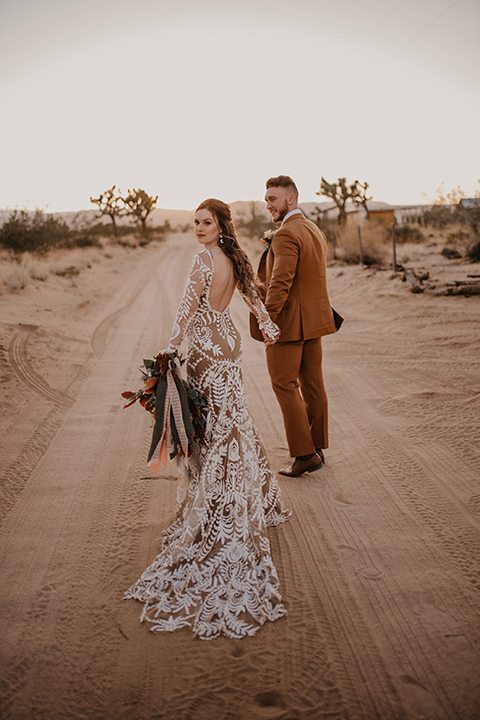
[{"xmin": 125, "ymin": 248, "xmax": 290, "ymax": 639}]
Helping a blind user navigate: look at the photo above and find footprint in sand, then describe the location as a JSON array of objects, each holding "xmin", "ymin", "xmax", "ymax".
[{"xmin": 357, "ymin": 566, "xmax": 383, "ymax": 579}]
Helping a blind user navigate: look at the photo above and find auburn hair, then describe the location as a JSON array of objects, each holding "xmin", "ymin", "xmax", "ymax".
[
  {"xmin": 195, "ymin": 198, "xmax": 263, "ymax": 303},
  {"xmin": 265, "ymin": 175, "xmax": 299, "ymax": 199}
]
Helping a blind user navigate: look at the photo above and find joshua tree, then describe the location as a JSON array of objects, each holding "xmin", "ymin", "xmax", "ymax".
[
  {"xmin": 123, "ymin": 188, "xmax": 158, "ymax": 236},
  {"xmin": 352, "ymin": 181, "xmax": 372, "ymax": 221},
  {"xmin": 316, "ymin": 177, "xmax": 371, "ymax": 225},
  {"xmin": 90, "ymin": 185, "xmax": 125, "ymax": 237}
]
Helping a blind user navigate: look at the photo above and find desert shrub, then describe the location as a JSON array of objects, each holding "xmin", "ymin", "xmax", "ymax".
[
  {"xmin": 70, "ymin": 223, "xmax": 104, "ymax": 248},
  {"xmin": 66, "ymin": 214, "xmax": 108, "ymax": 248},
  {"xmin": 29, "ymin": 262, "xmax": 50, "ymax": 280},
  {"xmin": 336, "ymin": 224, "xmax": 387, "ymax": 266},
  {"xmin": 72, "ymin": 234, "xmax": 102, "ymax": 248},
  {"xmin": 235, "ymin": 202, "xmax": 272, "ymax": 240},
  {"xmin": 312, "ymin": 215, "xmax": 337, "ymax": 241},
  {"xmin": 2, "ymin": 265, "xmax": 31, "ymax": 290},
  {"xmin": 18, "ymin": 254, "xmax": 50, "ymax": 281},
  {"xmin": 304, "ymin": 214, "xmax": 340, "ymax": 260},
  {"xmin": 84, "ymin": 222, "xmax": 133, "ymax": 239},
  {"xmin": 422, "ymin": 205, "xmax": 458, "ymax": 227},
  {"xmin": 447, "ymin": 228, "xmax": 472, "ymax": 245},
  {"xmin": 466, "ymin": 235, "xmax": 480, "ymax": 262},
  {"xmin": 0, "ymin": 209, "xmax": 71, "ymax": 254},
  {"xmin": 53, "ymin": 265, "xmax": 80, "ymax": 277},
  {"xmin": 391, "ymin": 224, "xmax": 425, "ymax": 243},
  {"xmin": 134, "ymin": 224, "xmax": 168, "ymax": 246},
  {"xmin": 115, "ymin": 234, "xmax": 140, "ymax": 248}
]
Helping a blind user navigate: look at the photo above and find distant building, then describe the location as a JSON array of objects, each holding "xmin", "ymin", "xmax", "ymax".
[
  {"xmin": 459, "ymin": 198, "xmax": 480, "ymax": 210},
  {"xmin": 393, "ymin": 206, "xmax": 431, "ymax": 225},
  {"xmin": 369, "ymin": 208, "xmax": 396, "ymax": 226},
  {"xmin": 304, "ymin": 202, "xmax": 432, "ymax": 227},
  {"xmin": 457, "ymin": 198, "xmax": 480, "ymax": 230}
]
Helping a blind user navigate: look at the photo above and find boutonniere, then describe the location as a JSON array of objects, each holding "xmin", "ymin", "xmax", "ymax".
[{"xmin": 261, "ymin": 229, "xmax": 275, "ymax": 249}]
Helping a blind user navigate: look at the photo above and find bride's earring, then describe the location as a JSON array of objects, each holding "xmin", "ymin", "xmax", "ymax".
[{"xmin": 219, "ymin": 233, "xmax": 224, "ymax": 244}]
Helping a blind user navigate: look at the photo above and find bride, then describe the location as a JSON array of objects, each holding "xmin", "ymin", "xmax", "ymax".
[{"xmin": 125, "ymin": 198, "xmax": 290, "ymax": 640}]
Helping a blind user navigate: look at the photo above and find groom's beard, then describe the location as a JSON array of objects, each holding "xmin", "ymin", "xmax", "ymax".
[{"xmin": 274, "ymin": 200, "xmax": 290, "ymax": 223}]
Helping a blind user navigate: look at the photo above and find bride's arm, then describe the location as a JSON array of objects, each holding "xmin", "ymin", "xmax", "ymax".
[
  {"xmin": 240, "ymin": 287, "xmax": 280, "ymax": 344},
  {"xmin": 165, "ymin": 253, "xmax": 208, "ymax": 352}
]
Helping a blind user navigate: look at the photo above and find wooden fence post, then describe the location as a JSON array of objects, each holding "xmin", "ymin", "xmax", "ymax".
[
  {"xmin": 392, "ymin": 223, "xmax": 397, "ymax": 273},
  {"xmin": 357, "ymin": 226, "xmax": 363, "ymax": 265}
]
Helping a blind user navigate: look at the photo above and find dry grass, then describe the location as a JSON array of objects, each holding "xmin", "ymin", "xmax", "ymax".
[
  {"xmin": 45, "ymin": 247, "xmax": 104, "ymax": 278},
  {"xmin": 1, "ymin": 252, "xmax": 50, "ymax": 290},
  {"xmin": 18, "ymin": 253, "xmax": 50, "ymax": 281},
  {"xmin": 240, "ymin": 224, "xmax": 390, "ymax": 267},
  {"xmin": 0, "ymin": 245, "xmax": 110, "ymax": 293},
  {"xmin": 445, "ymin": 224, "xmax": 474, "ymax": 252},
  {"xmin": 334, "ymin": 224, "xmax": 389, "ymax": 266},
  {"xmin": 114, "ymin": 234, "xmax": 142, "ymax": 248},
  {"xmin": 2, "ymin": 264, "xmax": 32, "ymax": 291}
]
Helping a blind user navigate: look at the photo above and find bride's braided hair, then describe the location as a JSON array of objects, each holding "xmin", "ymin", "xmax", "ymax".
[{"xmin": 195, "ymin": 198, "xmax": 263, "ymax": 303}]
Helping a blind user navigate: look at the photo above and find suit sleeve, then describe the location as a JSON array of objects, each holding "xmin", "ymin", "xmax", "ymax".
[{"xmin": 265, "ymin": 229, "xmax": 299, "ymax": 321}]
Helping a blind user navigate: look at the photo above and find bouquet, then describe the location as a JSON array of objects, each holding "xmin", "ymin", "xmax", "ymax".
[{"xmin": 122, "ymin": 351, "xmax": 207, "ymax": 474}]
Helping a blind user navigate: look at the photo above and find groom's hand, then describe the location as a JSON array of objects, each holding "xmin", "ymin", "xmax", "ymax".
[{"xmin": 261, "ymin": 331, "xmax": 277, "ymax": 346}]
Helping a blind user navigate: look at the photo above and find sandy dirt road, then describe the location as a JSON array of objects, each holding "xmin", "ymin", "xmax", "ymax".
[{"xmin": 1, "ymin": 234, "xmax": 479, "ymax": 719}]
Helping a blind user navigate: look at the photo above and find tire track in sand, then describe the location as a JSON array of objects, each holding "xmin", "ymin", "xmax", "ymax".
[
  {"xmin": 8, "ymin": 325, "xmax": 74, "ymax": 407},
  {"xmin": 329, "ymin": 365, "xmax": 480, "ymax": 593},
  {"xmin": 0, "ymin": 239, "xmax": 190, "ymax": 719},
  {"xmin": 239, "ymin": 296, "xmax": 480, "ymax": 718}
]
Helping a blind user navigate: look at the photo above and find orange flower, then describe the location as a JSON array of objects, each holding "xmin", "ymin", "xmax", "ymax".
[{"xmin": 143, "ymin": 377, "xmax": 159, "ymax": 391}]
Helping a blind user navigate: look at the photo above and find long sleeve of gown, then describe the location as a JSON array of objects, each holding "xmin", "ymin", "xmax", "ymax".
[
  {"xmin": 241, "ymin": 288, "xmax": 280, "ymax": 342},
  {"xmin": 167, "ymin": 254, "xmax": 207, "ymax": 351}
]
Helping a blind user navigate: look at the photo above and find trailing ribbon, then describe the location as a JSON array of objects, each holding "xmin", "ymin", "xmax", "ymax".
[{"xmin": 147, "ymin": 360, "xmax": 200, "ymax": 475}]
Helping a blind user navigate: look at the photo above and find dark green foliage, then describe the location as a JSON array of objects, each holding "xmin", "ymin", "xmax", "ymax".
[
  {"xmin": 390, "ymin": 225, "xmax": 425, "ymax": 243},
  {"xmin": 236, "ymin": 202, "xmax": 273, "ymax": 239},
  {"xmin": 0, "ymin": 209, "xmax": 71, "ymax": 254},
  {"xmin": 458, "ymin": 203, "xmax": 480, "ymax": 235},
  {"xmin": 54, "ymin": 265, "xmax": 80, "ymax": 277},
  {"xmin": 466, "ymin": 235, "xmax": 480, "ymax": 262},
  {"xmin": 71, "ymin": 234, "xmax": 102, "ymax": 248},
  {"xmin": 422, "ymin": 205, "xmax": 458, "ymax": 227},
  {"xmin": 68, "ymin": 216, "xmax": 105, "ymax": 248},
  {"xmin": 447, "ymin": 228, "xmax": 471, "ymax": 245}
]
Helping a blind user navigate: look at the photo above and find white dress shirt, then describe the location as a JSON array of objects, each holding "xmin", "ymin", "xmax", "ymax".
[{"xmin": 281, "ymin": 208, "xmax": 302, "ymax": 225}]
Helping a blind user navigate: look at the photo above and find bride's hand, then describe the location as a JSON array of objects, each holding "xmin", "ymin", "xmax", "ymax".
[
  {"xmin": 261, "ymin": 330, "xmax": 277, "ymax": 346},
  {"xmin": 156, "ymin": 346, "xmax": 181, "ymax": 367}
]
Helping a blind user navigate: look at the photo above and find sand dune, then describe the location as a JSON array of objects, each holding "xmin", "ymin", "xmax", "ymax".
[{"xmin": 0, "ymin": 234, "xmax": 479, "ymax": 719}]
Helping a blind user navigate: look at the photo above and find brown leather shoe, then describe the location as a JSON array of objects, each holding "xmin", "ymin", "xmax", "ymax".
[
  {"xmin": 278, "ymin": 453, "xmax": 324, "ymax": 477},
  {"xmin": 315, "ymin": 449, "xmax": 326, "ymax": 464}
]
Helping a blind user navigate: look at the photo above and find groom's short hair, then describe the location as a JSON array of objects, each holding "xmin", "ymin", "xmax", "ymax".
[{"xmin": 266, "ymin": 175, "xmax": 298, "ymax": 200}]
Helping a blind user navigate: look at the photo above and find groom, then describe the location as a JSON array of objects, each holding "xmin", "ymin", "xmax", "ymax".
[{"xmin": 251, "ymin": 175, "xmax": 340, "ymax": 477}]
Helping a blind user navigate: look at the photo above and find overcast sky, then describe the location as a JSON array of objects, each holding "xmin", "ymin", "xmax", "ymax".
[{"xmin": 1, "ymin": 0, "xmax": 479, "ymax": 212}]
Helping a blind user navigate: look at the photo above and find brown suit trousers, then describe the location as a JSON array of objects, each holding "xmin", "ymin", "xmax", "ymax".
[{"xmin": 251, "ymin": 213, "xmax": 338, "ymax": 457}]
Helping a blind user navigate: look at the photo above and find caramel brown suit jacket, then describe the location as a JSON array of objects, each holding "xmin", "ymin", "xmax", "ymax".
[{"xmin": 250, "ymin": 212, "xmax": 337, "ymax": 342}]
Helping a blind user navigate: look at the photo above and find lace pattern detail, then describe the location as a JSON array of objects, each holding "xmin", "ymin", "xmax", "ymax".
[{"xmin": 125, "ymin": 249, "xmax": 290, "ymax": 639}]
